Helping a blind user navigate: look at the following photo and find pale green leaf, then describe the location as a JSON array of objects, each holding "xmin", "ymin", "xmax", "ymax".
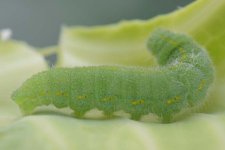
[{"xmin": 0, "ymin": 40, "xmax": 47, "ymax": 126}]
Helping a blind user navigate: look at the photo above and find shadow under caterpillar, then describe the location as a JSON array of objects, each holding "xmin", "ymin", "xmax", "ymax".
[{"xmin": 11, "ymin": 29, "xmax": 214, "ymax": 123}]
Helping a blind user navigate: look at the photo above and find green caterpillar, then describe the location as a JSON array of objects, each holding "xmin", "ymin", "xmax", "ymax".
[{"xmin": 11, "ymin": 29, "xmax": 214, "ymax": 122}]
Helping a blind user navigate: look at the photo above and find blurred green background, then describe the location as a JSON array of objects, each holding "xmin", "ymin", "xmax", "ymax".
[{"xmin": 0, "ymin": 0, "xmax": 193, "ymax": 47}]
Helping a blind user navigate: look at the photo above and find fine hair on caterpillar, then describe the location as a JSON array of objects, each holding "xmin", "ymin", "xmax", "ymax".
[{"xmin": 11, "ymin": 29, "xmax": 214, "ymax": 123}]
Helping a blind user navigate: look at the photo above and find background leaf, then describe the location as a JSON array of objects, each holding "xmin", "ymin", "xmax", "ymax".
[{"xmin": 0, "ymin": 40, "xmax": 47, "ymax": 127}]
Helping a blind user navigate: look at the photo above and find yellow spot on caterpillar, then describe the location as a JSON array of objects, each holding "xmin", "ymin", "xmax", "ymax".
[
  {"xmin": 102, "ymin": 96, "xmax": 115, "ymax": 102},
  {"xmin": 39, "ymin": 91, "xmax": 50, "ymax": 96},
  {"xmin": 77, "ymin": 95, "xmax": 87, "ymax": 100},
  {"xmin": 39, "ymin": 91, "xmax": 46, "ymax": 96},
  {"xmin": 167, "ymin": 96, "xmax": 180, "ymax": 105},
  {"xmin": 56, "ymin": 91, "xmax": 68, "ymax": 97},
  {"xmin": 131, "ymin": 99, "xmax": 145, "ymax": 105},
  {"xmin": 198, "ymin": 80, "xmax": 206, "ymax": 91}
]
